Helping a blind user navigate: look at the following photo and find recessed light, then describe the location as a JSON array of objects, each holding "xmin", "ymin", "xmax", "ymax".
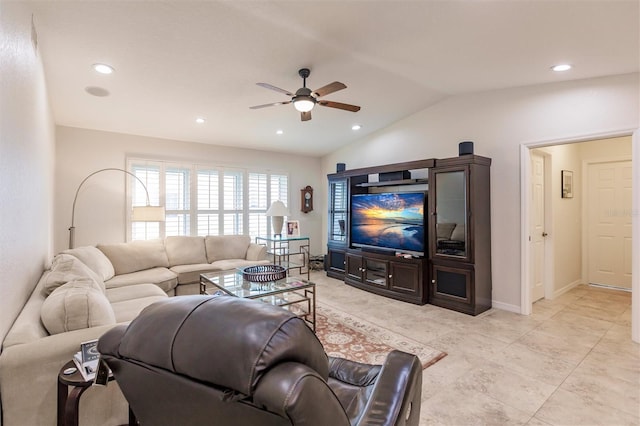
[
  {"xmin": 93, "ymin": 63, "xmax": 114, "ymax": 74},
  {"xmin": 195, "ymin": 117, "xmax": 206, "ymax": 124},
  {"xmin": 276, "ymin": 129, "xmax": 284, "ymax": 135},
  {"xmin": 352, "ymin": 124, "xmax": 362, "ymax": 131},
  {"xmin": 551, "ymin": 64, "xmax": 572, "ymax": 72}
]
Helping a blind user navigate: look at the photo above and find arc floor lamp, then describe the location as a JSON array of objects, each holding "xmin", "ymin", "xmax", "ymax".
[{"xmin": 68, "ymin": 168, "xmax": 165, "ymax": 249}]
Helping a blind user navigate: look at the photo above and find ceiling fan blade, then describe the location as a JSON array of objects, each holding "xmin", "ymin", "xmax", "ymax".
[
  {"xmin": 301, "ymin": 111, "xmax": 312, "ymax": 121},
  {"xmin": 313, "ymin": 81, "xmax": 346, "ymax": 97},
  {"xmin": 256, "ymin": 83, "xmax": 294, "ymax": 97},
  {"xmin": 249, "ymin": 101, "xmax": 291, "ymax": 110},
  {"xmin": 318, "ymin": 100, "xmax": 361, "ymax": 112}
]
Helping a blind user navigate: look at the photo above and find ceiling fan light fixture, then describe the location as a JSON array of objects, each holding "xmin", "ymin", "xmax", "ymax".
[{"xmin": 293, "ymin": 96, "xmax": 315, "ymax": 112}]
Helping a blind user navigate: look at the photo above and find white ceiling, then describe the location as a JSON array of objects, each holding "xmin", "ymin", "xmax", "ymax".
[{"xmin": 30, "ymin": 1, "xmax": 639, "ymax": 157}]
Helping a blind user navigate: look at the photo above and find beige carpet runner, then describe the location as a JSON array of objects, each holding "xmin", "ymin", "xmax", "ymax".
[{"xmin": 315, "ymin": 303, "xmax": 446, "ymax": 369}]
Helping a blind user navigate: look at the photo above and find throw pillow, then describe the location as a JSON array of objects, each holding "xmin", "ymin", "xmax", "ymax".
[
  {"xmin": 44, "ymin": 254, "xmax": 106, "ymax": 296},
  {"xmin": 41, "ymin": 279, "xmax": 116, "ymax": 335},
  {"xmin": 62, "ymin": 246, "xmax": 115, "ymax": 281}
]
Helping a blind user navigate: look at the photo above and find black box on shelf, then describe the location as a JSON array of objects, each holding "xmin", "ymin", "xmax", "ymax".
[{"xmin": 379, "ymin": 170, "xmax": 411, "ymax": 181}]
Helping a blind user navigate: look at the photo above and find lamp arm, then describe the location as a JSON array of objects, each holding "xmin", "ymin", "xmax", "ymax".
[{"xmin": 70, "ymin": 168, "xmax": 152, "ymax": 230}]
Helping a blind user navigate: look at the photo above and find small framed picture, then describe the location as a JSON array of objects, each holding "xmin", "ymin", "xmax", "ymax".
[
  {"xmin": 286, "ymin": 220, "xmax": 300, "ymax": 237},
  {"xmin": 561, "ymin": 170, "xmax": 573, "ymax": 198}
]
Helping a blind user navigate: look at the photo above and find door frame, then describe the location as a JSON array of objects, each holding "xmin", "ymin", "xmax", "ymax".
[{"xmin": 520, "ymin": 128, "xmax": 639, "ymax": 344}]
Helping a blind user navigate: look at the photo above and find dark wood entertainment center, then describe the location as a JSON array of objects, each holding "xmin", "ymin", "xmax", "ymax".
[{"xmin": 326, "ymin": 155, "xmax": 492, "ymax": 315}]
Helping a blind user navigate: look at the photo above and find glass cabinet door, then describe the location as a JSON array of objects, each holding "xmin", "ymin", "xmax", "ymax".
[
  {"xmin": 328, "ymin": 178, "xmax": 348, "ymax": 244},
  {"xmin": 364, "ymin": 258, "xmax": 388, "ymax": 287},
  {"xmin": 433, "ymin": 168, "xmax": 468, "ymax": 258}
]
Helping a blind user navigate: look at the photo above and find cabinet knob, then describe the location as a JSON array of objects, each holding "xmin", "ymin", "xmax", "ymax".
[
  {"xmin": 431, "ymin": 279, "xmax": 436, "ymax": 284},
  {"xmin": 388, "ymin": 275, "xmax": 392, "ymax": 278}
]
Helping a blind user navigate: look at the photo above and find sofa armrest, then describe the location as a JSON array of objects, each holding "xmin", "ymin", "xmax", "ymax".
[
  {"xmin": 0, "ymin": 324, "xmax": 129, "ymax": 426},
  {"xmin": 354, "ymin": 350, "xmax": 423, "ymax": 426},
  {"xmin": 246, "ymin": 243, "xmax": 267, "ymax": 261}
]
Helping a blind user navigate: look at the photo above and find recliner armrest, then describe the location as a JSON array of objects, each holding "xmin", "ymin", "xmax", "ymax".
[
  {"xmin": 354, "ymin": 350, "xmax": 422, "ymax": 426},
  {"xmin": 253, "ymin": 362, "xmax": 351, "ymax": 424},
  {"xmin": 328, "ymin": 356, "xmax": 382, "ymax": 386}
]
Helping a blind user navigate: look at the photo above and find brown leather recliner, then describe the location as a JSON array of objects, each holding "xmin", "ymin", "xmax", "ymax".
[{"xmin": 98, "ymin": 295, "xmax": 422, "ymax": 425}]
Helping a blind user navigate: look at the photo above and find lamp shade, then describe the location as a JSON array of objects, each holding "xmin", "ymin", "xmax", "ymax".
[
  {"xmin": 266, "ymin": 201, "xmax": 290, "ymax": 216},
  {"xmin": 131, "ymin": 206, "xmax": 166, "ymax": 222}
]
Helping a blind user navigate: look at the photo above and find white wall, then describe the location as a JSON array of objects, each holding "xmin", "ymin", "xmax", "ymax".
[
  {"xmin": 321, "ymin": 73, "xmax": 639, "ymax": 310},
  {"xmin": 54, "ymin": 126, "xmax": 324, "ymax": 255},
  {"xmin": 0, "ymin": 4, "xmax": 55, "ymax": 344}
]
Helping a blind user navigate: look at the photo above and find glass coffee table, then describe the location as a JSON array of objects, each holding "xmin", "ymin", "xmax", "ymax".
[{"xmin": 200, "ymin": 271, "xmax": 316, "ymax": 331}]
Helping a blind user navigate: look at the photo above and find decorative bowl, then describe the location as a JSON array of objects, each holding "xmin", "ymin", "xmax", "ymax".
[{"xmin": 240, "ymin": 264, "xmax": 286, "ymax": 282}]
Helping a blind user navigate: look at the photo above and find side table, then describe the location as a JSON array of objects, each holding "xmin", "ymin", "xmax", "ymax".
[
  {"xmin": 255, "ymin": 235, "xmax": 310, "ymax": 279},
  {"xmin": 57, "ymin": 360, "xmax": 136, "ymax": 426}
]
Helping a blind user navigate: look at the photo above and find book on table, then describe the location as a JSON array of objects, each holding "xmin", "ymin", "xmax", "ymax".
[{"xmin": 72, "ymin": 339, "xmax": 100, "ymax": 381}]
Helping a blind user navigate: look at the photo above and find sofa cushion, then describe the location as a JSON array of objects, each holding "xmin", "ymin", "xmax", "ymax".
[
  {"xmin": 246, "ymin": 243, "xmax": 268, "ymax": 261},
  {"xmin": 105, "ymin": 267, "xmax": 178, "ymax": 294},
  {"xmin": 62, "ymin": 246, "xmax": 115, "ymax": 281},
  {"xmin": 450, "ymin": 223, "xmax": 465, "ymax": 242},
  {"xmin": 205, "ymin": 235, "xmax": 250, "ymax": 263},
  {"xmin": 169, "ymin": 264, "xmax": 224, "ymax": 285},
  {"xmin": 43, "ymin": 254, "xmax": 105, "ymax": 296},
  {"xmin": 436, "ymin": 223, "xmax": 456, "ymax": 240},
  {"xmin": 41, "ymin": 279, "xmax": 116, "ymax": 335},
  {"xmin": 107, "ymin": 284, "xmax": 168, "ymax": 322},
  {"xmin": 210, "ymin": 259, "xmax": 271, "ymax": 272},
  {"xmin": 98, "ymin": 240, "xmax": 169, "ymax": 275},
  {"xmin": 164, "ymin": 236, "xmax": 207, "ymax": 267},
  {"xmin": 105, "ymin": 283, "xmax": 168, "ymax": 304}
]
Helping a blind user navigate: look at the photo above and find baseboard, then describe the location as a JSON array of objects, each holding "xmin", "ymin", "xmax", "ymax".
[
  {"xmin": 490, "ymin": 300, "xmax": 521, "ymax": 314},
  {"xmin": 552, "ymin": 279, "xmax": 582, "ymax": 299}
]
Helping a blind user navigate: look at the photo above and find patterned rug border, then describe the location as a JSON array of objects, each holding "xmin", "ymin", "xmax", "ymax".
[{"xmin": 316, "ymin": 303, "xmax": 447, "ymax": 369}]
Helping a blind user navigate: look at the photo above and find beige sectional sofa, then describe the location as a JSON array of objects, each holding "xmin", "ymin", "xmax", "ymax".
[{"xmin": 0, "ymin": 235, "xmax": 268, "ymax": 426}]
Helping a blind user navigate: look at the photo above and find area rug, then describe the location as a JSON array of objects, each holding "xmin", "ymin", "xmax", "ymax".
[{"xmin": 315, "ymin": 303, "xmax": 446, "ymax": 369}]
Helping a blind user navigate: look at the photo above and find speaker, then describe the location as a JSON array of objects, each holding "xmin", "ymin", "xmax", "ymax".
[
  {"xmin": 459, "ymin": 141, "xmax": 474, "ymax": 156},
  {"xmin": 336, "ymin": 163, "xmax": 346, "ymax": 172},
  {"xmin": 379, "ymin": 170, "xmax": 411, "ymax": 181}
]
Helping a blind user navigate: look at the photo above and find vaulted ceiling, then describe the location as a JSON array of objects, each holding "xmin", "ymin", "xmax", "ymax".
[{"xmin": 30, "ymin": 1, "xmax": 639, "ymax": 156}]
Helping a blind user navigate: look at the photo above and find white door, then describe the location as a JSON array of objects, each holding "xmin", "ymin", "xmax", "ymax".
[
  {"xmin": 587, "ymin": 160, "xmax": 632, "ymax": 289},
  {"xmin": 530, "ymin": 152, "xmax": 546, "ymax": 301}
]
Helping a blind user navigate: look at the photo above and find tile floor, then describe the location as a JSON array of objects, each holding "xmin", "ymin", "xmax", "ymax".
[{"xmin": 310, "ymin": 271, "xmax": 639, "ymax": 425}]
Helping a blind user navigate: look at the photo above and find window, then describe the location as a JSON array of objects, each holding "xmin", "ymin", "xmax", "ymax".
[{"xmin": 127, "ymin": 158, "xmax": 288, "ymax": 241}]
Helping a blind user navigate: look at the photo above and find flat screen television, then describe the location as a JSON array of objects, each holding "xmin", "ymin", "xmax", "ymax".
[{"xmin": 350, "ymin": 192, "xmax": 425, "ymax": 257}]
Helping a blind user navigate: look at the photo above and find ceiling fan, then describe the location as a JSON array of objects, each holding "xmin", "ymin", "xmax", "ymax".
[{"xmin": 250, "ymin": 68, "xmax": 361, "ymax": 122}]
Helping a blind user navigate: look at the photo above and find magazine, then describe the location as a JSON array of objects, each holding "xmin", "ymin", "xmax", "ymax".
[{"xmin": 72, "ymin": 339, "xmax": 100, "ymax": 381}]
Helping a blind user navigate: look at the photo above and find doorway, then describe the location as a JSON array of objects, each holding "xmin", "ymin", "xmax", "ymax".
[{"xmin": 521, "ymin": 132, "xmax": 637, "ymax": 345}]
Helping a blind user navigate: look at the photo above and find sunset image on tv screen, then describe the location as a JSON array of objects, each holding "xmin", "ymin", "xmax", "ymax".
[{"xmin": 351, "ymin": 192, "xmax": 425, "ymax": 253}]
